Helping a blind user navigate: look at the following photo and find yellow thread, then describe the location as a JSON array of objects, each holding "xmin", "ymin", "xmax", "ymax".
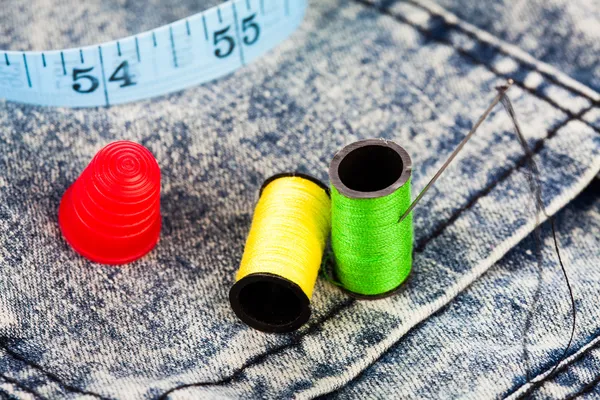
[{"xmin": 237, "ymin": 176, "xmax": 331, "ymax": 298}]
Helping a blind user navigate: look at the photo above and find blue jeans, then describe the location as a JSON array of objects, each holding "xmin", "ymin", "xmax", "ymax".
[{"xmin": 1, "ymin": 0, "xmax": 599, "ymax": 398}]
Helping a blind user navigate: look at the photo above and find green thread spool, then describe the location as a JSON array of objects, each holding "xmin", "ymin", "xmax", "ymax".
[{"xmin": 329, "ymin": 139, "xmax": 413, "ymax": 298}]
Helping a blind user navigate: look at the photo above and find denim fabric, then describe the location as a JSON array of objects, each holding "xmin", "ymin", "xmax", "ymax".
[
  {"xmin": 327, "ymin": 180, "xmax": 600, "ymax": 399},
  {"xmin": 410, "ymin": 0, "xmax": 600, "ymax": 92},
  {"xmin": 1, "ymin": 0, "xmax": 600, "ymax": 399}
]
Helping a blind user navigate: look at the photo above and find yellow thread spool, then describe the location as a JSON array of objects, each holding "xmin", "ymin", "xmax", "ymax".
[{"xmin": 229, "ymin": 173, "xmax": 331, "ymax": 333}]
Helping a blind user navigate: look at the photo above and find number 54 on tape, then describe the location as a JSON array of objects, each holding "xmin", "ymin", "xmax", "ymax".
[{"xmin": 0, "ymin": 0, "xmax": 307, "ymax": 108}]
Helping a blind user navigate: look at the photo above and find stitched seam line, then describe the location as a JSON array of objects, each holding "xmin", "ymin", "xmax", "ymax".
[
  {"xmin": 397, "ymin": 0, "xmax": 600, "ymax": 107},
  {"xmin": 0, "ymin": 374, "xmax": 46, "ymax": 400},
  {"xmin": 156, "ymin": 299, "xmax": 356, "ymax": 400},
  {"xmin": 0, "ymin": 342, "xmax": 109, "ymax": 400},
  {"xmin": 416, "ymin": 104, "xmax": 593, "ymax": 251},
  {"xmin": 351, "ymin": 0, "xmax": 600, "ymax": 135},
  {"xmin": 327, "ymin": 295, "xmax": 600, "ymax": 399},
  {"xmin": 510, "ymin": 337, "xmax": 600, "ymax": 399}
]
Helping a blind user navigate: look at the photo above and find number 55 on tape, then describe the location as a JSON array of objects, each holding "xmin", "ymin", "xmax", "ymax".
[{"xmin": 0, "ymin": 0, "xmax": 307, "ymax": 108}]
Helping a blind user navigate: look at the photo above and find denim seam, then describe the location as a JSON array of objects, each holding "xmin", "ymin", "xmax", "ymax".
[
  {"xmin": 416, "ymin": 104, "xmax": 594, "ymax": 252},
  {"xmin": 350, "ymin": 0, "xmax": 600, "ymax": 135},
  {"xmin": 0, "ymin": 374, "xmax": 45, "ymax": 400},
  {"xmin": 379, "ymin": 0, "xmax": 600, "ymax": 108},
  {"xmin": 155, "ymin": 298, "xmax": 356, "ymax": 399},
  {"xmin": 508, "ymin": 336, "xmax": 600, "ymax": 399},
  {"xmin": 321, "ymin": 291, "xmax": 600, "ymax": 399},
  {"xmin": 0, "ymin": 344, "xmax": 109, "ymax": 400}
]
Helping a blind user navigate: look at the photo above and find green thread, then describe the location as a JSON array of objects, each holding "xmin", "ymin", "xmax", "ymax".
[{"xmin": 330, "ymin": 178, "xmax": 413, "ymax": 296}]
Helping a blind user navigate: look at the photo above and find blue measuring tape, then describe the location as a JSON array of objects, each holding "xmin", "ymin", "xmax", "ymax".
[{"xmin": 0, "ymin": 0, "xmax": 307, "ymax": 108}]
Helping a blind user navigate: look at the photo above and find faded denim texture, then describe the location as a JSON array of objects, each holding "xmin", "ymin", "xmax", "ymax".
[{"xmin": 1, "ymin": 0, "xmax": 600, "ymax": 399}]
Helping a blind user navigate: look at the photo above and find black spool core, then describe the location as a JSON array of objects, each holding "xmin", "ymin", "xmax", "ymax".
[
  {"xmin": 229, "ymin": 273, "xmax": 311, "ymax": 333},
  {"xmin": 338, "ymin": 145, "xmax": 404, "ymax": 192},
  {"xmin": 329, "ymin": 139, "xmax": 413, "ymax": 300},
  {"xmin": 329, "ymin": 139, "xmax": 412, "ymax": 200}
]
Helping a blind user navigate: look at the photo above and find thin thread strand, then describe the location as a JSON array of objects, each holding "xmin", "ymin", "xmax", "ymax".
[{"xmin": 499, "ymin": 93, "xmax": 577, "ymax": 392}]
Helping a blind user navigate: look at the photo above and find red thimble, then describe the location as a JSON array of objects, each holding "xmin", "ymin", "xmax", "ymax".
[{"xmin": 58, "ymin": 141, "xmax": 161, "ymax": 265}]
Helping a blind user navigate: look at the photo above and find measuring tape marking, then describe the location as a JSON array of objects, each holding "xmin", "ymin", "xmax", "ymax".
[
  {"xmin": 0, "ymin": 0, "xmax": 307, "ymax": 108},
  {"xmin": 231, "ymin": 2, "xmax": 247, "ymax": 66},
  {"xmin": 97, "ymin": 47, "xmax": 110, "ymax": 107}
]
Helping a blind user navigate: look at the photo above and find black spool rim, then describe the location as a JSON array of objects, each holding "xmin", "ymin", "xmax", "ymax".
[
  {"xmin": 229, "ymin": 273, "xmax": 311, "ymax": 333},
  {"xmin": 335, "ymin": 269, "xmax": 412, "ymax": 300},
  {"xmin": 259, "ymin": 172, "xmax": 330, "ymax": 197},
  {"xmin": 329, "ymin": 139, "xmax": 412, "ymax": 199}
]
